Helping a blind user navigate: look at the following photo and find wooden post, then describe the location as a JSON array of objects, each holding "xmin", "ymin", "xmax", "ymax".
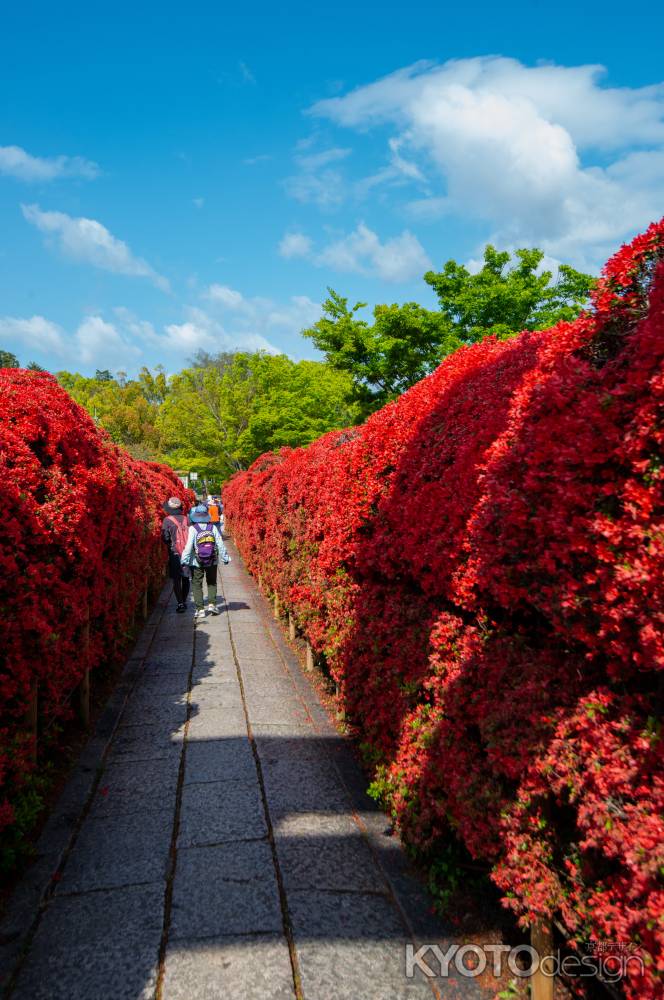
[
  {"xmin": 335, "ymin": 681, "xmax": 346, "ymax": 722},
  {"xmin": 305, "ymin": 643, "xmax": 314, "ymax": 672},
  {"xmin": 273, "ymin": 593, "xmax": 281, "ymax": 620},
  {"xmin": 77, "ymin": 615, "xmax": 91, "ymax": 728},
  {"xmin": 288, "ymin": 612, "xmax": 296, "ymax": 642},
  {"xmin": 25, "ymin": 680, "xmax": 38, "ymax": 763},
  {"xmin": 258, "ymin": 573, "xmax": 263, "ymax": 592},
  {"xmin": 530, "ymin": 920, "xmax": 554, "ymax": 1000},
  {"xmin": 142, "ymin": 588, "xmax": 149, "ymax": 620}
]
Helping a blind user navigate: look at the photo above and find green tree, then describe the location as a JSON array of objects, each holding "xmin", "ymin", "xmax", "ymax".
[
  {"xmin": 304, "ymin": 246, "xmax": 594, "ymax": 415},
  {"xmin": 424, "ymin": 245, "xmax": 594, "ymax": 344},
  {"xmin": 56, "ymin": 370, "xmax": 162, "ymax": 457},
  {"xmin": 0, "ymin": 350, "xmax": 20, "ymax": 368},
  {"xmin": 157, "ymin": 352, "xmax": 358, "ymax": 480}
]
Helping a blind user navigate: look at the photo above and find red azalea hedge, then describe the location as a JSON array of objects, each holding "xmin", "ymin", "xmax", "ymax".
[
  {"xmin": 0, "ymin": 371, "xmax": 192, "ymax": 851},
  {"xmin": 225, "ymin": 221, "xmax": 664, "ymax": 996}
]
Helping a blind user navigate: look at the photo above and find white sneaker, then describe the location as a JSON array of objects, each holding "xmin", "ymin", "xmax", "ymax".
[
  {"xmin": 194, "ymin": 608, "xmax": 206, "ymax": 621},
  {"xmin": 206, "ymin": 604, "xmax": 221, "ymax": 615}
]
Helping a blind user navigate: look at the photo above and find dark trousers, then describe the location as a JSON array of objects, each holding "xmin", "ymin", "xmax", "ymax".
[
  {"xmin": 191, "ymin": 564, "xmax": 217, "ymax": 610},
  {"xmin": 168, "ymin": 552, "xmax": 190, "ymax": 605}
]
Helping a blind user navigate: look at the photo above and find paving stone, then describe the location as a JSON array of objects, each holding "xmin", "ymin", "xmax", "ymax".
[
  {"xmin": 178, "ymin": 779, "xmax": 267, "ymax": 847},
  {"xmin": 274, "ymin": 826, "xmax": 384, "ymax": 893},
  {"xmin": 191, "ymin": 661, "xmax": 237, "ymax": 685},
  {"xmin": 189, "ymin": 683, "xmax": 243, "ymax": 711},
  {"xmin": 121, "ymin": 690, "xmax": 188, "ymax": 727},
  {"xmin": 253, "ymin": 733, "xmax": 332, "ymax": 761},
  {"xmin": 242, "ymin": 677, "xmax": 294, "ymax": 697},
  {"xmin": 57, "ymin": 808, "xmax": 172, "ymax": 893},
  {"xmin": 184, "ymin": 738, "xmax": 256, "ymax": 785},
  {"xmin": 170, "ymin": 841, "xmax": 281, "ymax": 939},
  {"xmin": 187, "ymin": 707, "xmax": 248, "ymax": 740},
  {"xmin": 11, "ymin": 884, "xmax": 163, "ymax": 1000},
  {"xmin": 288, "ymin": 891, "xmax": 433, "ymax": 1000},
  {"xmin": 134, "ymin": 673, "xmax": 191, "ymax": 696},
  {"xmin": 260, "ymin": 757, "xmax": 351, "ymax": 820},
  {"xmin": 294, "ymin": 937, "xmax": 433, "ymax": 1000},
  {"xmin": 244, "ymin": 695, "xmax": 310, "ymax": 727},
  {"xmin": 162, "ymin": 935, "xmax": 295, "ymax": 1000},
  {"xmin": 88, "ymin": 757, "xmax": 180, "ymax": 819},
  {"xmin": 107, "ymin": 722, "xmax": 184, "ymax": 762}
]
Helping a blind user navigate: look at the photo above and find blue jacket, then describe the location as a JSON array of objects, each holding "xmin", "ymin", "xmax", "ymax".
[{"xmin": 180, "ymin": 523, "xmax": 230, "ymax": 569}]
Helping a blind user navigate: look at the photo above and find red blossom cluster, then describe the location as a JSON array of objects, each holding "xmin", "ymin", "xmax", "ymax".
[
  {"xmin": 225, "ymin": 221, "xmax": 664, "ymax": 997},
  {"xmin": 0, "ymin": 371, "xmax": 191, "ymax": 843}
]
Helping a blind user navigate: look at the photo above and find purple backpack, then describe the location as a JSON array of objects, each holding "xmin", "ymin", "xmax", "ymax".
[{"xmin": 194, "ymin": 523, "xmax": 217, "ymax": 566}]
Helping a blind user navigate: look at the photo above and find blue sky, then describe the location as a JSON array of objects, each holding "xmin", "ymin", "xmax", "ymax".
[{"xmin": 1, "ymin": 0, "xmax": 663, "ymax": 375}]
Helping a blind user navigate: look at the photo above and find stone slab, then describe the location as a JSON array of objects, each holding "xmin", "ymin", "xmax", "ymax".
[
  {"xmin": 11, "ymin": 883, "xmax": 164, "ymax": 1000},
  {"xmin": 178, "ymin": 780, "xmax": 267, "ymax": 847},
  {"xmin": 187, "ymin": 707, "xmax": 248, "ymax": 740},
  {"xmin": 107, "ymin": 723, "xmax": 184, "ymax": 763},
  {"xmin": 184, "ymin": 738, "xmax": 256, "ymax": 786},
  {"xmin": 189, "ymin": 683, "xmax": 243, "ymax": 711},
  {"xmin": 57, "ymin": 808, "xmax": 173, "ymax": 894},
  {"xmin": 170, "ymin": 841, "xmax": 282, "ymax": 939},
  {"xmin": 162, "ymin": 936, "xmax": 295, "ymax": 1000},
  {"xmin": 88, "ymin": 757, "xmax": 180, "ymax": 819},
  {"xmin": 244, "ymin": 695, "xmax": 310, "ymax": 727},
  {"xmin": 275, "ymin": 828, "xmax": 384, "ymax": 893}
]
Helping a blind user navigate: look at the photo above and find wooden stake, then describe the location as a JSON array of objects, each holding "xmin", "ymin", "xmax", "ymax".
[
  {"xmin": 288, "ymin": 613, "xmax": 296, "ymax": 642},
  {"xmin": 305, "ymin": 643, "xmax": 314, "ymax": 672},
  {"xmin": 258, "ymin": 573, "xmax": 263, "ymax": 592},
  {"xmin": 273, "ymin": 593, "xmax": 281, "ymax": 620},
  {"xmin": 530, "ymin": 920, "xmax": 554, "ymax": 1000}
]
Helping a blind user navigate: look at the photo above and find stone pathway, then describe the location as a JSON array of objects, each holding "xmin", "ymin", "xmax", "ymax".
[{"xmin": 1, "ymin": 538, "xmax": 485, "ymax": 1000}]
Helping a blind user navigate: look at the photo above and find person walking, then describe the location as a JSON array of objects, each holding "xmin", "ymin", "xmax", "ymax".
[
  {"xmin": 180, "ymin": 503, "xmax": 231, "ymax": 621},
  {"xmin": 207, "ymin": 495, "xmax": 221, "ymax": 526},
  {"xmin": 161, "ymin": 496, "xmax": 191, "ymax": 613}
]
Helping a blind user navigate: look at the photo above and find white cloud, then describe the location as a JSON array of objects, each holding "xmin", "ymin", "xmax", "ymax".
[
  {"xmin": 278, "ymin": 223, "xmax": 430, "ymax": 282},
  {"xmin": 0, "ymin": 312, "xmax": 141, "ymax": 370},
  {"xmin": 200, "ymin": 285, "xmax": 320, "ymax": 344},
  {"xmin": 317, "ymin": 223, "xmax": 430, "ymax": 281},
  {"xmin": 0, "ymin": 315, "xmax": 66, "ymax": 353},
  {"xmin": 0, "ymin": 145, "xmax": 99, "ymax": 182},
  {"xmin": 278, "ymin": 232, "xmax": 313, "ymax": 259},
  {"xmin": 296, "ymin": 147, "xmax": 351, "ymax": 172},
  {"xmin": 21, "ymin": 204, "xmax": 170, "ymax": 291},
  {"xmin": 203, "ymin": 284, "xmax": 246, "ymax": 309},
  {"xmin": 284, "ymin": 146, "xmax": 351, "ymax": 208},
  {"xmin": 74, "ymin": 315, "xmax": 141, "ymax": 366},
  {"xmin": 243, "ymin": 153, "xmax": 272, "ymax": 165},
  {"xmin": 239, "ymin": 61, "xmax": 256, "ymax": 85},
  {"xmin": 161, "ymin": 307, "xmax": 279, "ymax": 355},
  {"xmin": 310, "ymin": 56, "xmax": 664, "ymax": 267}
]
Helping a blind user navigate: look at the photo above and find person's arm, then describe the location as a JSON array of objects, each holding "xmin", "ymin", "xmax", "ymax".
[
  {"xmin": 213, "ymin": 525, "xmax": 231, "ymax": 563},
  {"xmin": 161, "ymin": 517, "xmax": 172, "ymax": 547},
  {"xmin": 180, "ymin": 526, "xmax": 196, "ymax": 565}
]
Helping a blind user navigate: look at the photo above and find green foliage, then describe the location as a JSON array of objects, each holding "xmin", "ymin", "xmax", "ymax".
[
  {"xmin": 303, "ymin": 290, "xmax": 460, "ymax": 414},
  {"xmin": 424, "ymin": 244, "xmax": 595, "ymax": 343},
  {"xmin": 0, "ymin": 349, "xmax": 20, "ymax": 368},
  {"xmin": 56, "ymin": 368, "xmax": 164, "ymax": 457},
  {"xmin": 0, "ymin": 769, "xmax": 50, "ymax": 875},
  {"xmin": 158, "ymin": 351, "xmax": 358, "ymax": 480},
  {"xmin": 304, "ymin": 246, "xmax": 594, "ymax": 415}
]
